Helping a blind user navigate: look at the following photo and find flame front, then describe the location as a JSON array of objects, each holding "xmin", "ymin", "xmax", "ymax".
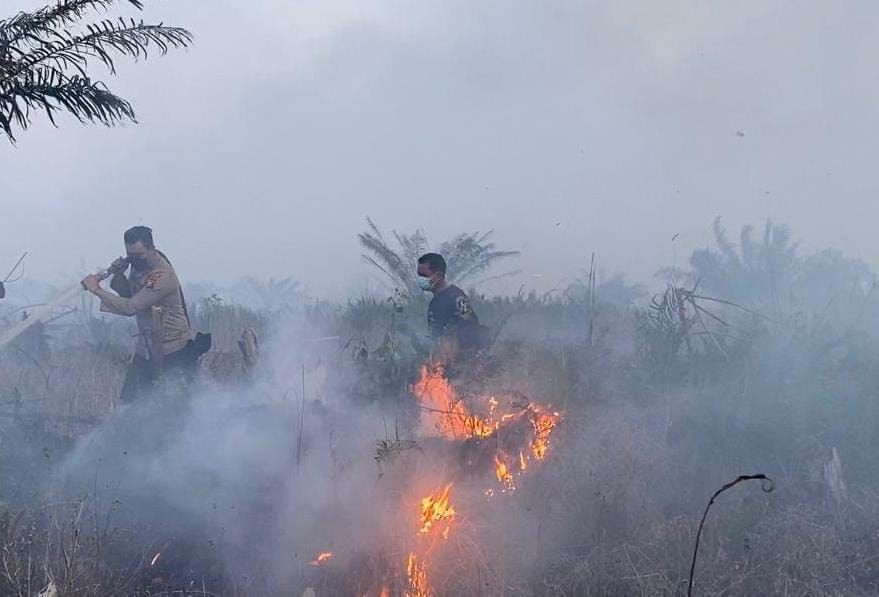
[
  {"xmin": 494, "ymin": 455, "xmax": 513, "ymax": 488},
  {"xmin": 399, "ymin": 365, "xmax": 563, "ymax": 593},
  {"xmin": 530, "ymin": 410, "xmax": 559, "ymax": 460},
  {"xmin": 412, "ymin": 365, "xmax": 494, "ymax": 438},
  {"xmin": 406, "ymin": 553, "xmax": 432, "ymax": 597},
  {"xmin": 290, "ymin": 366, "xmax": 560, "ymax": 594},
  {"xmin": 413, "ymin": 365, "xmax": 562, "ymax": 491},
  {"xmin": 419, "ymin": 483, "xmax": 455, "ymax": 536}
]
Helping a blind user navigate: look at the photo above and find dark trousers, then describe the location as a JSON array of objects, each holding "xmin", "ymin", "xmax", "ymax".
[{"xmin": 119, "ymin": 344, "xmax": 198, "ymax": 403}]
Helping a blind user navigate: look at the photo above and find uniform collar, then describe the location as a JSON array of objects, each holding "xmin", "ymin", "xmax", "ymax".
[
  {"xmin": 130, "ymin": 250, "xmax": 164, "ymax": 280},
  {"xmin": 144, "ymin": 250, "xmax": 164, "ymax": 271}
]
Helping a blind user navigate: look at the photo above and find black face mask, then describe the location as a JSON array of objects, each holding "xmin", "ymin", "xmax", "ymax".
[{"xmin": 128, "ymin": 256, "xmax": 149, "ymax": 271}]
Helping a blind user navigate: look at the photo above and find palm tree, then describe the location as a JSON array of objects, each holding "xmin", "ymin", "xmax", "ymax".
[
  {"xmin": 0, "ymin": 0, "xmax": 192, "ymax": 142},
  {"xmin": 675, "ymin": 218, "xmax": 879, "ymax": 326},
  {"xmin": 358, "ymin": 218, "xmax": 519, "ymax": 296},
  {"xmin": 667, "ymin": 218, "xmax": 800, "ymax": 309}
]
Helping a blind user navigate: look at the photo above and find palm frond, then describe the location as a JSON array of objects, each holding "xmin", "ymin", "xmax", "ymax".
[
  {"xmin": 0, "ymin": 68, "xmax": 134, "ymax": 138},
  {"xmin": 358, "ymin": 229, "xmax": 419, "ymax": 294},
  {"xmin": 359, "ymin": 220, "xmax": 519, "ymax": 296},
  {"xmin": 0, "ymin": 0, "xmax": 142, "ymax": 47},
  {"xmin": 359, "ymin": 255, "xmax": 401, "ymax": 288},
  {"xmin": 365, "ymin": 216, "xmax": 385, "ymax": 242},
  {"xmin": 712, "ymin": 217, "xmax": 740, "ymax": 269},
  {"xmin": 439, "ymin": 230, "xmax": 519, "ymax": 286},
  {"xmin": 4, "ymin": 18, "xmax": 191, "ymax": 80},
  {"xmin": 0, "ymin": 0, "xmax": 191, "ymax": 141}
]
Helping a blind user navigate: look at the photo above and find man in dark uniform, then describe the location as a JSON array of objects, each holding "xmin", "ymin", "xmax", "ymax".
[{"xmin": 416, "ymin": 253, "xmax": 489, "ymax": 366}]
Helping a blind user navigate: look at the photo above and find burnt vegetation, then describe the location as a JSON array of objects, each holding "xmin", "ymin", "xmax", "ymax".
[{"xmin": 2, "ymin": 220, "xmax": 879, "ymax": 595}]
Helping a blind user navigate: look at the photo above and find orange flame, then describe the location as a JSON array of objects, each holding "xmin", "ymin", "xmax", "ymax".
[
  {"xmin": 530, "ymin": 410, "xmax": 559, "ymax": 460},
  {"xmin": 412, "ymin": 366, "xmax": 561, "ymax": 457},
  {"xmin": 406, "ymin": 553, "xmax": 432, "ymax": 597},
  {"xmin": 419, "ymin": 483, "xmax": 455, "ymax": 536},
  {"xmin": 308, "ymin": 552, "xmax": 334, "ymax": 566},
  {"xmin": 494, "ymin": 455, "xmax": 513, "ymax": 488},
  {"xmin": 411, "ymin": 365, "xmax": 563, "ymax": 493},
  {"xmin": 412, "ymin": 366, "xmax": 493, "ymax": 438},
  {"xmin": 405, "ymin": 365, "xmax": 563, "ymax": 592}
]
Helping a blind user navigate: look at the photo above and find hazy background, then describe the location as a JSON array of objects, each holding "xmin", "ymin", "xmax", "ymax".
[{"xmin": 2, "ymin": 0, "xmax": 878, "ymax": 297}]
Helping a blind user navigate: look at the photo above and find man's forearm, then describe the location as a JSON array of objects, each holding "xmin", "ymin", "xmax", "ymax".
[{"xmin": 95, "ymin": 288, "xmax": 136, "ymax": 316}]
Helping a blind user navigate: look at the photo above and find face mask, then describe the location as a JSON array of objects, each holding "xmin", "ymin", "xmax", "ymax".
[
  {"xmin": 128, "ymin": 256, "xmax": 149, "ymax": 271},
  {"xmin": 417, "ymin": 276, "xmax": 433, "ymax": 291}
]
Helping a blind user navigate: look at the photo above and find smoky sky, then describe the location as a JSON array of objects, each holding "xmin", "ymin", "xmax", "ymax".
[{"xmin": 2, "ymin": 0, "xmax": 879, "ymax": 297}]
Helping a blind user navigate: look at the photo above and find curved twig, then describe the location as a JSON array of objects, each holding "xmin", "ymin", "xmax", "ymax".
[{"xmin": 688, "ymin": 474, "xmax": 775, "ymax": 597}]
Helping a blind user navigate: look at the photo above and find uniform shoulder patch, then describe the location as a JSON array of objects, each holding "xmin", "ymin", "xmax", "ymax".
[
  {"xmin": 145, "ymin": 271, "xmax": 163, "ymax": 289},
  {"xmin": 456, "ymin": 295, "xmax": 472, "ymax": 318}
]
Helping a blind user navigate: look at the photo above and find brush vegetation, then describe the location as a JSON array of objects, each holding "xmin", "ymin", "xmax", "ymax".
[{"xmin": 2, "ymin": 220, "xmax": 879, "ymax": 595}]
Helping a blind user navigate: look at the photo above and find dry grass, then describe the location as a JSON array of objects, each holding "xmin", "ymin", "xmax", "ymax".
[{"xmin": 3, "ymin": 288, "xmax": 879, "ymax": 595}]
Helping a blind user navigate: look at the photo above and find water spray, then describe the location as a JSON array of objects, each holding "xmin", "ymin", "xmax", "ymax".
[{"xmin": 0, "ymin": 260, "xmax": 120, "ymax": 352}]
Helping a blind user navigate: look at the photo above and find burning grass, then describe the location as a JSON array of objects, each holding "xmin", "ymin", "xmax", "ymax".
[
  {"xmin": 412, "ymin": 364, "xmax": 561, "ymax": 489},
  {"xmin": 285, "ymin": 363, "xmax": 567, "ymax": 595},
  {"xmin": 348, "ymin": 364, "xmax": 567, "ymax": 594},
  {"xmin": 418, "ymin": 483, "xmax": 455, "ymax": 536}
]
